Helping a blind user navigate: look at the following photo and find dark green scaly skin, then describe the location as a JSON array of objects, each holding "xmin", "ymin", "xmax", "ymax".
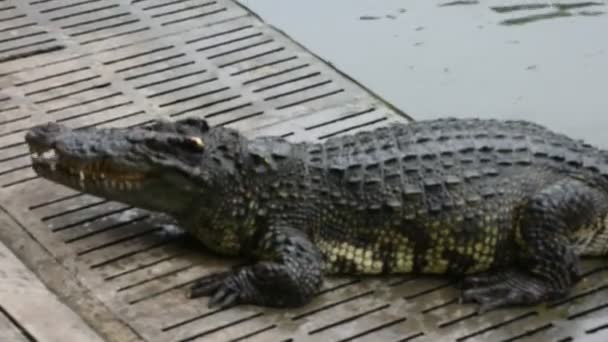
[{"xmin": 25, "ymin": 117, "xmax": 608, "ymax": 312}]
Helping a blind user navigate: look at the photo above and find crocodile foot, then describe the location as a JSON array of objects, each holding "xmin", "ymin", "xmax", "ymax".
[
  {"xmin": 461, "ymin": 270, "xmax": 563, "ymax": 313},
  {"xmin": 188, "ymin": 270, "xmax": 253, "ymax": 309},
  {"xmin": 187, "ymin": 260, "xmax": 318, "ymax": 308}
]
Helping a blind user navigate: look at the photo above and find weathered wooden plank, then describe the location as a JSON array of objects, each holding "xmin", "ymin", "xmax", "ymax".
[{"xmin": 0, "ymin": 236, "xmax": 105, "ymax": 342}]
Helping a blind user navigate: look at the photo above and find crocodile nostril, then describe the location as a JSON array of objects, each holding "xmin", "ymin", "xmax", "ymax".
[
  {"xmin": 26, "ymin": 122, "xmax": 70, "ymax": 146},
  {"xmin": 39, "ymin": 122, "xmax": 65, "ymax": 135}
]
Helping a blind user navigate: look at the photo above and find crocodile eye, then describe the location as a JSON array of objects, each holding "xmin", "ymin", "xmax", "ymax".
[
  {"xmin": 183, "ymin": 136, "xmax": 205, "ymax": 152},
  {"xmin": 166, "ymin": 136, "xmax": 205, "ymax": 152}
]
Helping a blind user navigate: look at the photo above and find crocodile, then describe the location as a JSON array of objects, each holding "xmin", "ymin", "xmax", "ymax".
[{"xmin": 25, "ymin": 117, "xmax": 608, "ymax": 312}]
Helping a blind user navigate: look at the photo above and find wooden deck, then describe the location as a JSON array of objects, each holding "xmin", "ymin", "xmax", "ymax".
[
  {"xmin": 0, "ymin": 211, "xmax": 106, "ymax": 342},
  {"xmin": 0, "ymin": 1, "xmax": 607, "ymax": 341}
]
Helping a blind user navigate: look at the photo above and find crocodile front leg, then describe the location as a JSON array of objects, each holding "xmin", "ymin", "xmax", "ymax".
[
  {"xmin": 462, "ymin": 178, "xmax": 607, "ymax": 312},
  {"xmin": 188, "ymin": 224, "xmax": 323, "ymax": 308}
]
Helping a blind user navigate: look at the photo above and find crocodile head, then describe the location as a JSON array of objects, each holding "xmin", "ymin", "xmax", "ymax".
[{"xmin": 25, "ymin": 118, "xmax": 244, "ymax": 216}]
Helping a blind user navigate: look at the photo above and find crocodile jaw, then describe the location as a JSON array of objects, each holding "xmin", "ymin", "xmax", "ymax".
[{"xmin": 29, "ymin": 145, "xmax": 145, "ymax": 193}]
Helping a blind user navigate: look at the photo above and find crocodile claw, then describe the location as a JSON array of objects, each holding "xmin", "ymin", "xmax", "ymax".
[
  {"xmin": 188, "ymin": 271, "xmax": 241, "ymax": 309},
  {"xmin": 460, "ymin": 270, "xmax": 512, "ymax": 290},
  {"xmin": 461, "ymin": 284, "xmax": 520, "ymax": 313},
  {"xmin": 460, "ymin": 270, "xmax": 556, "ymax": 313}
]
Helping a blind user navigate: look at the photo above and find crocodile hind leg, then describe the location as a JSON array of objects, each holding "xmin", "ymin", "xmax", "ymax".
[
  {"xmin": 462, "ymin": 178, "xmax": 608, "ymax": 312},
  {"xmin": 188, "ymin": 224, "xmax": 323, "ymax": 308}
]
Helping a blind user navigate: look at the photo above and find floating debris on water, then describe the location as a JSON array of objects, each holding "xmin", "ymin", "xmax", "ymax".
[
  {"xmin": 579, "ymin": 10, "xmax": 606, "ymax": 16},
  {"xmin": 500, "ymin": 7, "xmax": 604, "ymax": 26},
  {"xmin": 439, "ymin": 0, "xmax": 480, "ymax": 7},
  {"xmin": 491, "ymin": 3, "xmax": 550, "ymax": 13},
  {"xmin": 554, "ymin": 1, "xmax": 605, "ymax": 11},
  {"xmin": 489, "ymin": 1, "xmax": 605, "ymax": 25},
  {"xmin": 492, "ymin": 1, "xmax": 604, "ymax": 13},
  {"xmin": 501, "ymin": 10, "xmax": 572, "ymax": 25},
  {"xmin": 359, "ymin": 8, "xmax": 407, "ymax": 21}
]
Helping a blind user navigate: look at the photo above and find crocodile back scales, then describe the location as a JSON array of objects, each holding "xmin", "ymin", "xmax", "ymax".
[{"xmin": 297, "ymin": 118, "xmax": 608, "ymax": 275}]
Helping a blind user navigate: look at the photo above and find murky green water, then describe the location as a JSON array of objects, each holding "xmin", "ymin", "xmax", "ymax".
[{"xmin": 239, "ymin": 0, "xmax": 608, "ymax": 147}]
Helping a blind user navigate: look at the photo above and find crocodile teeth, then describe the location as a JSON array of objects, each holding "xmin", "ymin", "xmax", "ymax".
[
  {"xmin": 41, "ymin": 149, "xmax": 57, "ymax": 160},
  {"xmin": 31, "ymin": 149, "xmax": 58, "ymax": 161}
]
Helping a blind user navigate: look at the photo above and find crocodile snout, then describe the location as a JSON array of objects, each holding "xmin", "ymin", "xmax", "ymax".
[{"xmin": 25, "ymin": 122, "xmax": 69, "ymax": 150}]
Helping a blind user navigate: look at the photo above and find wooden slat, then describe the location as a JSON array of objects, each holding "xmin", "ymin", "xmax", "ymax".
[
  {"xmin": 0, "ymin": 308, "xmax": 30, "ymax": 342},
  {"xmin": 0, "ymin": 231, "xmax": 105, "ymax": 342}
]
